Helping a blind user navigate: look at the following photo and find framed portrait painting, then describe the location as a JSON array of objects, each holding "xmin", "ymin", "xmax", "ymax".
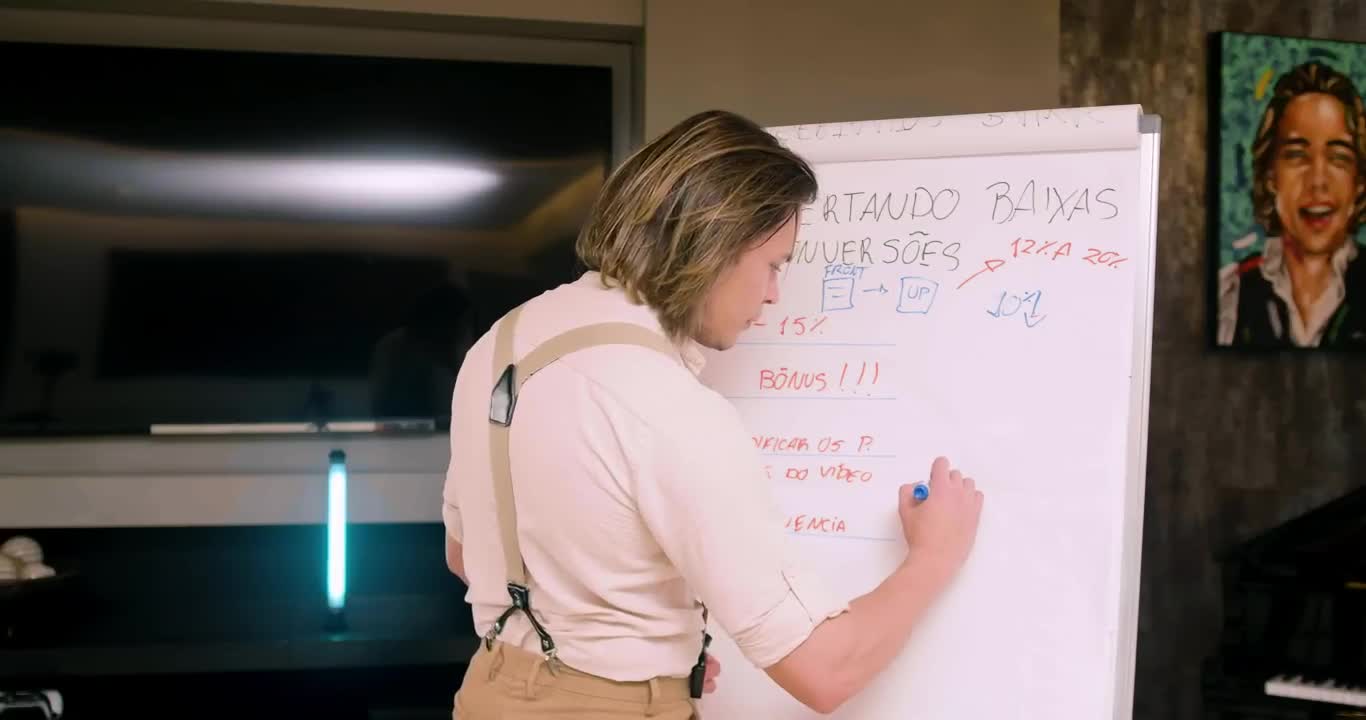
[{"xmin": 1210, "ymin": 31, "xmax": 1366, "ymax": 350}]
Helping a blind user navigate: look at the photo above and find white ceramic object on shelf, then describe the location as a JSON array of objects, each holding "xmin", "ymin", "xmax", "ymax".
[{"xmin": 0, "ymin": 536, "xmax": 42, "ymax": 565}]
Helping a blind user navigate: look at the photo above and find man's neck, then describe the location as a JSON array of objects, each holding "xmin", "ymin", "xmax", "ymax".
[{"xmin": 1281, "ymin": 235, "xmax": 1339, "ymax": 317}]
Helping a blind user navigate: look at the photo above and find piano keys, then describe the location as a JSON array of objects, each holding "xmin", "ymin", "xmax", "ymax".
[{"xmin": 1264, "ymin": 674, "xmax": 1366, "ymax": 708}]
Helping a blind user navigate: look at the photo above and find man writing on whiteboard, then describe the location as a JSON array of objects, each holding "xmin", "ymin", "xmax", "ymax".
[{"xmin": 442, "ymin": 109, "xmax": 984, "ymax": 718}]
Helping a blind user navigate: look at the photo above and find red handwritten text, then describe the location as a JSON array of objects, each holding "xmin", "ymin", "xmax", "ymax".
[
  {"xmin": 752, "ymin": 435, "xmax": 877, "ymax": 454},
  {"xmin": 955, "ymin": 237, "xmax": 1129, "ymax": 290},
  {"xmin": 759, "ymin": 362, "xmax": 881, "ymax": 393},
  {"xmin": 785, "ymin": 514, "xmax": 848, "ymax": 535},
  {"xmin": 751, "ymin": 315, "xmax": 829, "ymax": 336},
  {"xmin": 1012, "ymin": 237, "xmax": 1126, "ymax": 267},
  {"xmin": 767, "ymin": 462, "xmax": 875, "ymax": 484},
  {"xmin": 759, "ymin": 367, "xmax": 828, "ymax": 392}
]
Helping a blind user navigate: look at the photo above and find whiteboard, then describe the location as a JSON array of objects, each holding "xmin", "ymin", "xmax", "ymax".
[{"xmin": 696, "ymin": 105, "xmax": 1159, "ymax": 720}]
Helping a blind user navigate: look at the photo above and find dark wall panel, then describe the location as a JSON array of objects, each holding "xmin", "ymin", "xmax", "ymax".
[{"xmin": 1060, "ymin": 2, "xmax": 1366, "ymax": 719}]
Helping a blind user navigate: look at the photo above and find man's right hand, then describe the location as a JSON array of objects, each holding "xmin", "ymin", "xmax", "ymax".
[
  {"xmin": 897, "ymin": 456, "xmax": 984, "ymax": 577},
  {"xmin": 765, "ymin": 455, "xmax": 986, "ymax": 714},
  {"xmin": 764, "ymin": 453, "xmax": 988, "ymax": 710}
]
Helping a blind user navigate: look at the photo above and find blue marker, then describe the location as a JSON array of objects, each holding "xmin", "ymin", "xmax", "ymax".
[{"xmin": 912, "ymin": 483, "xmax": 930, "ymax": 503}]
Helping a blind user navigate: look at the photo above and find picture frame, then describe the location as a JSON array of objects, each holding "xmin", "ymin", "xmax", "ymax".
[{"xmin": 1208, "ymin": 31, "xmax": 1366, "ymax": 350}]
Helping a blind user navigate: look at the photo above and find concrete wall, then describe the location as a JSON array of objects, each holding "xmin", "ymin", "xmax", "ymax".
[
  {"xmin": 1061, "ymin": 2, "xmax": 1366, "ymax": 718},
  {"xmin": 642, "ymin": 0, "xmax": 1059, "ymax": 137}
]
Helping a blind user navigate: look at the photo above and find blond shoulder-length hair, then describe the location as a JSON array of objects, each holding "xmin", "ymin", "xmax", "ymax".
[{"xmin": 576, "ymin": 109, "xmax": 817, "ymax": 340}]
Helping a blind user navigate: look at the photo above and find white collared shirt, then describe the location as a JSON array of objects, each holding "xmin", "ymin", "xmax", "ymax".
[
  {"xmin": 1218, "ymin": 234, "xmax": 1359, "ymax": 346},
  {"xmin": 442, "ymin": 271, "xmax": 849, "ymax": 681}
]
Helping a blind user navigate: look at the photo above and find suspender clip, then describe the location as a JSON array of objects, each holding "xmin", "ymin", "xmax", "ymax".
[
  {"xmin": 507, "ymin": 582, "xmax": 531, "ymax": 610},
  {"xmin": 489, "ymin": 363, "xmax": 518, "ymax": 426},
  {"xmin": 689, "ymin": 621, "xmax": 712, "ymax": 698}
]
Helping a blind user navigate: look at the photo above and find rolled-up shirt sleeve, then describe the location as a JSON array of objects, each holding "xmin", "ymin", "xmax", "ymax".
[
  {"xmin": 443, "ymin": 351, "xmax": 485, "ymax": 546},
  {"xmin": 441, "ymin": 398, "xmax": 465, "ymax": 544},
  {"xmin": 442, "ymin": 490, "xmax": 463, "ymax": 543},
  {"xmin": 633, "ymin": 391, "xmax": 850, "ymax": 669}
]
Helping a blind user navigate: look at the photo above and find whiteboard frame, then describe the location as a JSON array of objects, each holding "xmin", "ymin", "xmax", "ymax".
[
  {"xmin": 1111, "ymin": 114, "xmax": 1160, "ymax": 720},
  {"xmin": 752, "ymin": 105, "xmax": 1163, "ymax": 720}
]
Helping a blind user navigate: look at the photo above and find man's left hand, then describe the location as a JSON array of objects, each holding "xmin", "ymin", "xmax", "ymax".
[{"xmin": 703, "ymin": 653, "xmax": 721, "ymax": 693}]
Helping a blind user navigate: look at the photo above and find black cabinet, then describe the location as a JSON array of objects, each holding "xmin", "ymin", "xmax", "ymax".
[{"xmin": 0, "ymin": 524, "xmax": 476, "ymax": 719}]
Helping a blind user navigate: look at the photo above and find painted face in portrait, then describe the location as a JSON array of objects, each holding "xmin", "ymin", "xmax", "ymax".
[{"xmin": 1269, "ymin": 91, "xmax": 1365, "ymax": 257}]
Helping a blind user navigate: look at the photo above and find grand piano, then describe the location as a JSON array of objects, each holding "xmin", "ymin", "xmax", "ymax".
[{"xmin": 1202, "ymin": 484, "xmax": 1366, "ymax": 718}]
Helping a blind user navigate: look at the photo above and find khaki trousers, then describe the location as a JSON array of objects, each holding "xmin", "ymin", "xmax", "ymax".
[{"xmin": 453, "ymin": 641, "xmax": 699, "ymax": 719}]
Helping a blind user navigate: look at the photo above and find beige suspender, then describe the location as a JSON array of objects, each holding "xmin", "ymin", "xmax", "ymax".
[{"xmin": 483, "ymin": 303, "xmax": 683, "ymax": 660}]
